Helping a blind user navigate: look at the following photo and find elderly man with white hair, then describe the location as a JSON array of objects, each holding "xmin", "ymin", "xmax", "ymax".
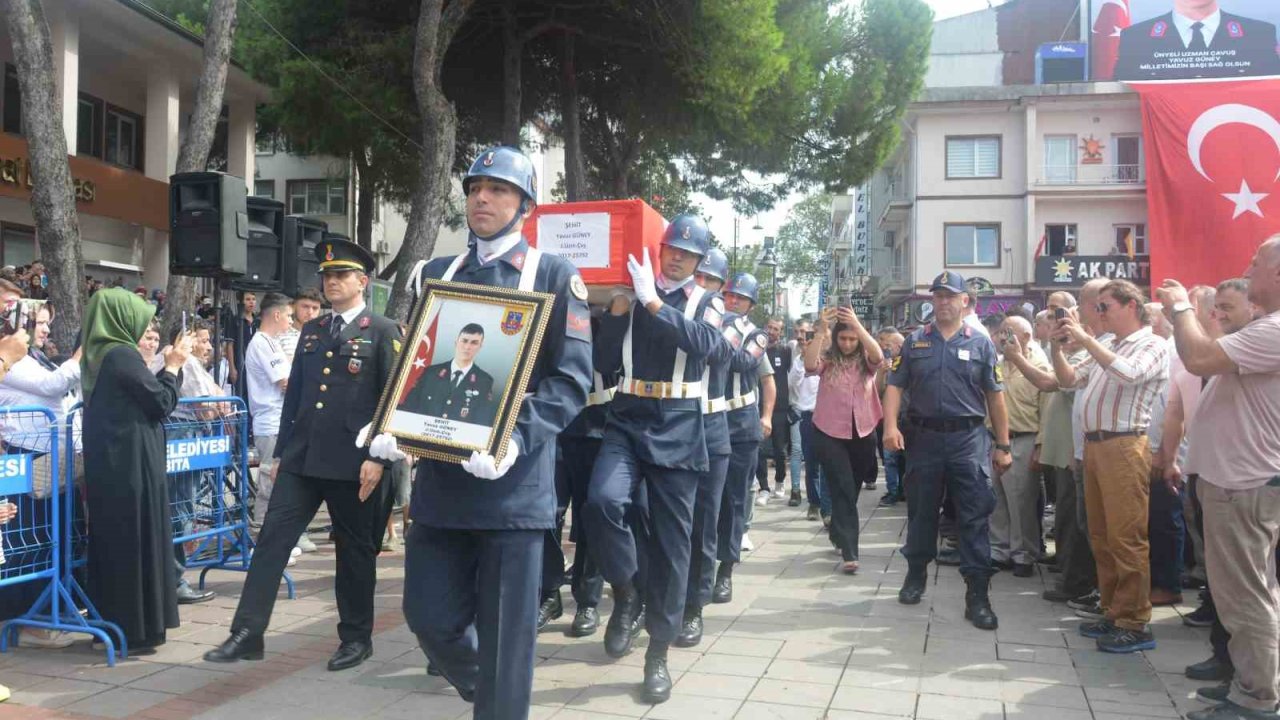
[{"xmin": 988, "ymin": 314, "xmax": 1053, "ymax": 576}]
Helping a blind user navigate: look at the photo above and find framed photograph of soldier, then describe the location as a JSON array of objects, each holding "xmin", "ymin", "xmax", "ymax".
[
  {"xmin": 1091, "ymin": 0, "xmax": 1280, "ymax": 81},
  {"xmin": 369, "ymin": 280, "xmax": 555, "ymax": 464}
]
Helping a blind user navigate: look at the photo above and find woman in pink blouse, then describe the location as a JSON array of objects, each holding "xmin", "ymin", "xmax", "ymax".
[{"xmin": 804, "ymin": 306, "xmax": 884, "ymax": 574}]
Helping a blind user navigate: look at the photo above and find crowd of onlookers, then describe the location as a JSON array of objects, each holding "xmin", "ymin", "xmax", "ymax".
[{"xmin": 754, "ymin": 237, "xmax": 1280, "ymax": 720}]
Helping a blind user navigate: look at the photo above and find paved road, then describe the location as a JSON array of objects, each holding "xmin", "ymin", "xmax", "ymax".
[{"xmin": 0, "ymin": 486, "xmax": 1209, "ymax": 719}]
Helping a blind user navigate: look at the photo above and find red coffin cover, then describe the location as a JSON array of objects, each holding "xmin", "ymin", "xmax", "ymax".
[{"xmin": 523, "ymin": 199, "xmax": 666, "ymax": 287}]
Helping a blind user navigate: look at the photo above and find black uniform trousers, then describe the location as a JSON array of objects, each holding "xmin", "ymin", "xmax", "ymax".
[
  {"xmin": 718, "ymin": 440, "xmax": 760, "ymax": 565},
  {"xmin": 564, "ymin": 436, "xmax": 605, "ymax": 608},
  {"xmin": 901, "ymin": 424, "xmax": 997, "ymax": 579},
  {"xmin": 233, "ymin": 471, "xmax": 383, "ymax": 643},
  {"xmin": 540, "ymin": 452, "xmax": 572, "ymax": 602},
  {"xmin": 586, "ymin": 436, "xmax": 698, "ymax": 645},
  {"xmin": 687, "ymin": 453, "xmax": 730, "ymax": 608},
  {"xmin": 403, "ymin": 524, "xmax": 541, "ymax": 720}
]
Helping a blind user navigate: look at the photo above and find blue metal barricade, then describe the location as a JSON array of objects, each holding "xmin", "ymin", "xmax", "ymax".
[
  {"xmin": 0, "ymin": 405, "xmax": 127, "ymax": 665},
  {"xmin": 165, "ymin": 396, "xmax": 292, "ymax": 598}
]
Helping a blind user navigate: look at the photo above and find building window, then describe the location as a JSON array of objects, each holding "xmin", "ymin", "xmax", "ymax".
[
  {"xmin": 1113, "ymin": 134, "xmax": 1143, "ymax": 182},
  {"xmin": 3, "ymin": 64, "xmax": 21, "ymax": 135},
  {"xmin": 1114, "ymin": 224, "xmax": 1147, "ymax": 256},
  {"xmin": 76, "ymin": 94, "xmax": 104, "ymax": 159},
  {"xmin": 946, "ymin": 136, "xmax": 1000, "ymax": 179},
  {"xmin": 0, "ymin": 224, "xmax": 35, "ymax": 267},
  {"xmin": 1043, "ymin": 135, "xmax": 1076, "ymax": 183},
  {"xmin": 253, "ymin": 180, "xmax": 275, "ymax": 199},
  {"xmin": 288, "ymin": 179, "xmax": 347, "ymax": 215},
  {"xmin": 1045, "ymin": 224, "xmax": 1078, "ymax": 255},
  {"xmin": 884, "ymin": 230, "xmax": 896, "ymax": 248},
  {"xmin": 944, "ymin": 224, "xmax": 1000, "ymax": 267},
  {"xmin": 104, "ymin": 106, "xmax": 142, "ymax": 169}
]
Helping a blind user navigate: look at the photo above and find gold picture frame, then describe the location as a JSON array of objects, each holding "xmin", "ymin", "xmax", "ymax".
[{"xmin": 369, "ymin": 279, "xmax": 555, "ymax": 464}]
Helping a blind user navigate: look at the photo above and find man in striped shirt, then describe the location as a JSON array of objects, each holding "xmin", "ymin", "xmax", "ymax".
[{"xmin": 1051, "ymin": 279, "xmax": 1170, "ymax": 654}]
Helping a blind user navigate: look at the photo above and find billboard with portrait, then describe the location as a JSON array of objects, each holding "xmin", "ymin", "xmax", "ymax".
[{"xmin": 1091, "ymin": 0, "xmax": 1280, "ymax": 81}]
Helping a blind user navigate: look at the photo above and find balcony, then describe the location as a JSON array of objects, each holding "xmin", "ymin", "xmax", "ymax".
[
  {"xmin": 1036, "ymin": 164, "xmax": 1145, "ymax": 188},
  {"xmin": 877, "ymin": 194, "xmax": 913, "ymax": 229}
]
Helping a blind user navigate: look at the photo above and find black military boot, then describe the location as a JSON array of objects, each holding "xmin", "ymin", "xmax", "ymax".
[
  {"xmin": 569, "ymin": 606, "xmax": 600, "ymax": 637},
  {"xmin": 642, "ymin": 642, "xmax": 673, "ymax": 704},
  {"xmin": 674, "ymin": 606, "xmax": 704, "ymax": 648},
  {"xmin": 536, "ymin": 589, "xmax": 563, "ymax": 632},
  {"xmin": 711, "ymin": 562, "xmax": 733, "ymax": 604},
  {"xmin": 898, "ymin": 563, "xmax": 928, "ymax": 605},
  {"xmin": 604, "ymin": 583, "xmax": 642, "ymax": 658},
  {"xmin": 964, "ymin": 575, "xmax": 999, "ymax": 630}
]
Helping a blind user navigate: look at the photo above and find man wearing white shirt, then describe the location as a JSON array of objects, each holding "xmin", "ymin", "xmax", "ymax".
[{"xmin": 787, "ymin": 321, "xmax": 824, "ymax": 519}]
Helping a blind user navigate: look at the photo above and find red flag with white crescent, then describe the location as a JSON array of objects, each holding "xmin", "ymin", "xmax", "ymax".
[
  {"xmin": 1091, "ymin": 0, "xmax": 1129, "ymax": 80},
  {"xmin": 401, "ymin": 310, "xmax": 440, "ymax": 396},
  {"xmin": 1136, "ymin": 79, "xmax": 1280, "ymax": 287}
]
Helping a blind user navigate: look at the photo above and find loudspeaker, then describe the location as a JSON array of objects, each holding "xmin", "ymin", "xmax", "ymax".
[
  {"xmin": 283, "ymin": 216, "xmax": 327, "ymax": 298},
  {"xmin": 169, "ymin": 172, "xmax": 248, "ymax": 278},
  {"xmin": 232, "ymin": 196, "xmax": 286, "ymax": 292}
]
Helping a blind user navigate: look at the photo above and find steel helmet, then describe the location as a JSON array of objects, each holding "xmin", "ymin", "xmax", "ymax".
[
  {"xmin": 697, "ymin": 248, "xmax": 729, "ymax": 282},
  {"xmin": 724, "ymin": 272, "xmax": 760, "ymax": 305},
  {"xmin": 463, "ymin": 146, "xmax": 538, "ymax": 206},
  {"xmin": 661, "ymin": 214, "xmax": 711, "ymax": 258}
]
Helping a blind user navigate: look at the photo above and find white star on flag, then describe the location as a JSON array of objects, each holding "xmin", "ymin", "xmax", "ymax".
[
  {"xmin": 1111, "ymin": 25, "xmax": 1123, "ymax": 37},
  {"xmin": 1222, "ymin": 179, "xmax": 1269, "ymax": 219},
  {"xmin": 412, "ymin": 358, "xmax": 426, "ymax": 370}
]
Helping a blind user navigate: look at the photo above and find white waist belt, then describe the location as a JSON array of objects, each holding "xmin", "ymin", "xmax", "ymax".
[
  {"xmin": 703, "ymin": 397, "xmax": 727, "ymax": 415},
  {"xmin": 616, "ymin": 379, "xmax": 705, "ymax": 400},
  {"xmin": 726, "ymin": 390, "xmax": 757, "ymax": 411},
  {"xmin": 587, "ymin": 387, "xmax": 616, "ymax": 407}
]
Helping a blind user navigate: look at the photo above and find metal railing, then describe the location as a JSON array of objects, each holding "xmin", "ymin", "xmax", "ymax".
[{"xmin": 1039, "ymin": 164, "xmax": 1144, "ymax": 185}]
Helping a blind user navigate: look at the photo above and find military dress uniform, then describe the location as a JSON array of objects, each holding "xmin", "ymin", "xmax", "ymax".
[
  {"xmin": 216, "ymin": 239, "xmax": 400, "ymax": 661},
  {"xmin": 400, "ymin": 359, "xmax": 497, "ymax": 425},
  {"xmin": 585, "ymin": 274, "xmax": 722, "ymax": 657},
  {"xmin": 888, "ymin": 275, "xmax": 1004, "ymax": 589},
  {"xmin": 400, "ymin": 235, "xmax": 592, "ymax": 720},
  {"xmin": 713, "ymin": 313, "xmax": 771, "ymax": 602},
  {"xmin": 1115, "ymin": 11, "xmax": 1280, "ymax": 81}
]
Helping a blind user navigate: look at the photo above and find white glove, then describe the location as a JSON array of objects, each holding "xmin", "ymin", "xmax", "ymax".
[
  {"xmin": 461, "ymin": 438, "xmax": 519, "ymax": 480},
  {"xmin": 356, "ymin": 423, "xmax": 407, "ymax": 462},
  {"xmin": 627, "ymin": 250, "xmax": 658, "ymax": 306}
]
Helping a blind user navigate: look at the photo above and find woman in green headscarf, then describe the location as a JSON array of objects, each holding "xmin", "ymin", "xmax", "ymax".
[{"xmin": 80, "ymin": 288, "xmax": 190, "ymax": 652}]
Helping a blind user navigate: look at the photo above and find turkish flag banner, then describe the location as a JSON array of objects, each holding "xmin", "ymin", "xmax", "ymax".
[
  {"xmin": 1136, "ymin": 79, "xmax": 1280, "ymax": 288},
  {"xmin": 1091, "ymin": 0, "xmax": 1129, "ymax": 80}
]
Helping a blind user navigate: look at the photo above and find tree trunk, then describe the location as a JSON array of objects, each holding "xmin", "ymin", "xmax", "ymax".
[
  {"xmin": 383, "ymin": 0, "xmax": 474, "ymax": 323},
  {"xmin": 354, "ymin": 152, "xmax": 375, "ymax": 253},
  {"xmin": 500, "ymin": 0, "xmax": 522, "ymax": 147},
  {"xmin": 161, "ymin": 0, "xmax": 238, "ymax": 343},
  {"xmin": 559, "ymin": 32, "xmax": 588, "ymax": 202},
  {"xmin": 3, "ymin": 0, "xmax": 85, "ymax": 353}
]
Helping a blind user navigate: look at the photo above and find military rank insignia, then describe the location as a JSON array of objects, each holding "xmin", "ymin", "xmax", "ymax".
[
  {"xmin": 891, "ymin": 355, "xmax": 902, "ymax": 372},
  {"xmin": 1150, "ymin": 20, "xmax": 1168, "ymax": 38},
  {"xmin": 570, "ymin": 275, "xmax": 589, "ymax": 301},
  {"xmin": 994, "ymin": 364, "xmax": 1005, "ymax": 383},
  {"xmin": 392, "ymin": 339, "xmax": 402, "ymax": 354}
]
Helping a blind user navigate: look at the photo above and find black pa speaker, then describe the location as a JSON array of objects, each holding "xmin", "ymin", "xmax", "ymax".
[
  {"xmin": 169, "ymin": 171, "xmax": 248, "ymax": 278},
  {"xmin": 232, "ymin": 196, "xmax": 286, "ymax": 292},
  {"xmin": 282, "ymin": 216, "xmax": 327, "ymax": 298}
]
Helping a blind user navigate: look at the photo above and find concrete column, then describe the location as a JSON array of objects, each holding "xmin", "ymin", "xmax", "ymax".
[
  {"xmin": 141, "ymin": 228, "xmax": 169, "ymax": 290},
  {"xmin": 226, "ymin": 100, "xmax": 254, "ymax": 185},
  {"xmin": 144, "ymin": 67, "xmax": 179, "ymax": 181},
  {"xmin": 1023, "ymin": 102, "xmax": 1038, "ymax": 285},
  {"xmin": 47, "ymin": 1, "xmax": 79, "ymax": 154}
]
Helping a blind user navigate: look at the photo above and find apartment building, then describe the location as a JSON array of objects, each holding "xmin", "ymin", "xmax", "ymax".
[
  {"xmin": 0, "ymin": 0, "xmax": 269, "ymax": 290},
  {"xmin": 856, "ymin": 0, "xmax": 1151, "ymax": 328}
]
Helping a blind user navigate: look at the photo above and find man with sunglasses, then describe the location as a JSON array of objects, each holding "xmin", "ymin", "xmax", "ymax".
[{"xmin": 1052, "ymin": 279, "xmax": 1170, "ymax": 654}]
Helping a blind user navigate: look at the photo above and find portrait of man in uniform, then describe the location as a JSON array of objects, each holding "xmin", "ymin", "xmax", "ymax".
[
  {"xmin": 398, "ymin": 323, "xmax": 497, "ymax": 426},
  {"xmin": 1111, "ymin": 0, "xmax": 1280, "ymax": 80}
]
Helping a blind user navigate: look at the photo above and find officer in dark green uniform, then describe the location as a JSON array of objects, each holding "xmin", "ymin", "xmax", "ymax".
[
  {"xmin": 205, "ymin": 239, "xmax": 401, "ymax": 671},
  {"xmin": 883, "ymin": 270, "xmax": 1013, "ymax": 630}
]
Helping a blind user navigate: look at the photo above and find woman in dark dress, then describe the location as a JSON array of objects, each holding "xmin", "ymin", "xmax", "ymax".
[{"xmin": 80, "ymin": 288, "xmax": 190, "ymax": 651}]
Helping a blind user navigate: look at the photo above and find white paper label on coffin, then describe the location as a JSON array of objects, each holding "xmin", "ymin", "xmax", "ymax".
[{"xmin": 537, "ymin": 212, "xmax": 612, "ymax": 269}]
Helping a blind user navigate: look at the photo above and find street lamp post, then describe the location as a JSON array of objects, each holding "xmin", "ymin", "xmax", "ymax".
[{"xmin": 757, "ymin": 235, "xmax": 779, "ymax": 316}]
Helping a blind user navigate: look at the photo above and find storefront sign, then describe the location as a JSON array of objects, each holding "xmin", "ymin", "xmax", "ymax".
[
  {"xmin": 0, "ymin": 154, "xmax": 96, "ymax": 201},
  {"xmin": 849, "ymin": 292, "xmax": 874, "ymax": 319},
  {"xmin": 1034, "ymin": 255, "xmax": 1152, "ymax": 287},
  {"xmin": 537, "ymin": 212, "xmax": 611, "ymax": 269}
]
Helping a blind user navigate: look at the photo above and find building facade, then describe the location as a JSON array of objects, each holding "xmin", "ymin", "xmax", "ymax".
[
  {"xmin": 859, "ymin": 0, "xmax": 1149, "ymax": 329},
  {"xmin": 0, "ymin": 0, "xmax": 269, "ymax": 291}
]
